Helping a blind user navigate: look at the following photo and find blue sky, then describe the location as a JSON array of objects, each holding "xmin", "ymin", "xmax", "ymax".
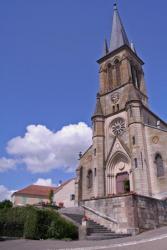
[{"xmin": 0, "ymin": 0, "xmax": 167, "ymax": 199}]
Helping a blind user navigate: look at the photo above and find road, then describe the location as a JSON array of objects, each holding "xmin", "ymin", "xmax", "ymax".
[{"xmin": 1, "ymin": 226, "xmax": 167, "ymax": 250}]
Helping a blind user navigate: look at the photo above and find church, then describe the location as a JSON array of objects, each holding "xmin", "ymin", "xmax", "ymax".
[{"xmin": 75, "ymin": 4, "xmax": 167, "ymax": 234}]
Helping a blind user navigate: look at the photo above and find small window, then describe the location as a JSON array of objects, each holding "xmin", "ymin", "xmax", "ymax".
[
  {"xmin": 70, "ymin": 194, "xmax": 75, "ymax": 201},
  {"xmin": 94, "ymin": 168, "xmax": 97, "ymax": 177},
  {"xmin": 134, "ymin": 158, "xmax": 138, "ymax": 168},
  {"xmin": 87, "ymin": 170, "xmax": 93, "ymax": 189},
  {"xmin": 94, "ymin": 148, "xmax": 96, "ymax": 156},
  {"xmin": 132, "ymin": 136, "xmax": 136, "ymax": 145}
]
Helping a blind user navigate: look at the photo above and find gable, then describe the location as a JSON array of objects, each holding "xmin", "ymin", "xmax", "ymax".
[{"xmin": 105, "ymin": 136, "xmax": 130, "ymax": 167}]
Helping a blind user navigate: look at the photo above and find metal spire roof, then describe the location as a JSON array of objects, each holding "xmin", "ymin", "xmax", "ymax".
[{"xmin": 110, "ymin": 4, "xmax": 130, "ymax": 52}]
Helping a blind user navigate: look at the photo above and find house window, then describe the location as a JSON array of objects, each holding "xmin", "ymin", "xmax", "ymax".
[
  {"xmin": 70, "ymin": 194, "xmax": 75, "ymax": 201},
  {"xmin": 22, "ymin": 196, "xmax": 27, "ymax": 205},
  {"xmin": 94, "ymin": 148, "xmax": 96, "ymax": 156},
  {"xmin": 87, "ymin": 170, "xmax": 93, "ymax": 189},
  {"xmin": 155, "ymin": 154, "xmax": 164, "ymax": 177}
]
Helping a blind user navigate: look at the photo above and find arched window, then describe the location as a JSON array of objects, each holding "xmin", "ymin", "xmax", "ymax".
[
  {"xmin": 87, "ymin": 170, "xmax": 93, "ymax": 189},
  {"xmin": 114, "ymin": 59, "xmax": 121, "ymax": 86},
  {"xmin": 155, "ymin": 154, "xmax": 164, "ymax": 177},
  {"xmin": 107, "ymin": 63, "xmax": 113, "ymax": 90}
]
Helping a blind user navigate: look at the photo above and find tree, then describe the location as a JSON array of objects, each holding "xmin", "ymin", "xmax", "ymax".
[{"xmin": 48, "ymin": 189, "xmax": 54, "ymax": 205}]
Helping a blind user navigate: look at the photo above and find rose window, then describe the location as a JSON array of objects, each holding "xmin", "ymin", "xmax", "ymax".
[{"xmin": 110, "ymin": 118, "xmax": 126, "ymax": 136}]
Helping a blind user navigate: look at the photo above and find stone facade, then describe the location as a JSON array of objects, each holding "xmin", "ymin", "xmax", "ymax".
[
  {"xmin": 81, "ymin": 194, "xmax": 167, "ymax": 234},
  {"xmin": 75, "ymin": 6, "xmax": 167, "ymax": 205}
]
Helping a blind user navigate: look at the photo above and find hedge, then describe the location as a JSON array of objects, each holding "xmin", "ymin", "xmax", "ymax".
[{"xmin": 0, "ymin": 206, "xmax": 78, "ymax": 240}]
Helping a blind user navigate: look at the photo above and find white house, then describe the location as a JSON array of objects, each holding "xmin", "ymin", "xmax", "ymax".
[{"xmin": 54, "ymin": 178, "xmax": 76, "ymax": 208}]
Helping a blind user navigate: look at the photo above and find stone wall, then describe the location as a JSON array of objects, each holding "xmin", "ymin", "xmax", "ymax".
[{"xmin": 81, "ymin": 194, "xmax": 167, "ymax": 235}]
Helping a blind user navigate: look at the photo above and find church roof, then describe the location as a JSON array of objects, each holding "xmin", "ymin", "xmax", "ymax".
[
  {"xmin": 92, "ymin": 93, "xmax": 103, "ymax": 118},
  {"xmin": 110, "ymin": 4, "xmax": 130, "ymax": 52}
]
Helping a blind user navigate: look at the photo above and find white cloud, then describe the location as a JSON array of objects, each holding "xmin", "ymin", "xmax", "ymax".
[
  {"xmin": 0, "ymin": 185, "xmax": 14, "ymax": 201},
  {"xmin": 34, "ymin": 178, "xmax": 56, "ymax": 187},
  {"xmin": 0, "ymin": 157, "xmax": 17, "ymax": 172},
  {"xmin": 0, "ymin": 122, "xmax": 92, "ymax": 173}
]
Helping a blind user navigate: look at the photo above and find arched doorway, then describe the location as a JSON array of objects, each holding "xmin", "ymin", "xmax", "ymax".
[
  {"xmin": 116, "ymin": 172, "xmax": 130, "ymax": 194},
  {"xmin": 106, "ymin": 151, "xmax": 132, "ymax": 195}
]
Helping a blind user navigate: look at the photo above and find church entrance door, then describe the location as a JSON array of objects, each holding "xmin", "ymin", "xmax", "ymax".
[{"xmin": 116, "ymin": 172, "xmax": 130, "ymax": 194}]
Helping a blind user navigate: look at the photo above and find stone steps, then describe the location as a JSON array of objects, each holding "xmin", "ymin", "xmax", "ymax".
[
  {"xmin": 87, "ymin": 219, "xmax": 131, "ymax": 240},
  {"xmin": 59, "ymin": 207, "xmax": 131, "ymax": 240},
  {"xmin": 86, "ymin": 233, "xmax": 131, "ymax": 240},
  {"xmin": 59, "ymin": 207, "xmax": 84, "ymax": 225},
  {"xmin": 62, "ymin": 213, "xmax": 83, "ymax": 225}
]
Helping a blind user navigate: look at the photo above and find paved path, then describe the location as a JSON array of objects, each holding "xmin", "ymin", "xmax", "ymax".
[{"xmin": 1, "ymin": 227, "xmax": 167, "ymax": 250}]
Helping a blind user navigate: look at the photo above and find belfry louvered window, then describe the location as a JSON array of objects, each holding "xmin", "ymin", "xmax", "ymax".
[
  {"xmin": 114, "ymin": 59, "xmax": 121, "ymax": 86},
  {"xmin": 107, "ymin": 63, "xmax": 113, "ymax": 90}
]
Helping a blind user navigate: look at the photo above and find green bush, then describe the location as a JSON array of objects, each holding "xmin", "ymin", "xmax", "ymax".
[
  {"xmin": 24, "ymin": 207, "xmax": 39, "ymax": 239},
  {"xmin": 0, "ymin": 200, "xmax": 12, "ymax": 209},
  {"xmin": 0, "ymin": 207, "xmax": 27, "ymax": 237},
  {"xmin": 0, "ymin": 206, "xmax": 78, "ymax": 240}
]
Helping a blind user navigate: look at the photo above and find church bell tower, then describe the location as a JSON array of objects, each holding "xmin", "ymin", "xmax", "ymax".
[{"xmin": 91, "ymin": 3, "xmax": 151, "ymax": 197}]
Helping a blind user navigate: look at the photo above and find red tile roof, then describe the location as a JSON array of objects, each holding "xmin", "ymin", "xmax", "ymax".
[
  {"xmin": 12, "ymin": 178, "xmax": 76, "ymax": 198},
  {"xmin": 12, "ymin": 185, "xmax": 57, "ymax": 198}
]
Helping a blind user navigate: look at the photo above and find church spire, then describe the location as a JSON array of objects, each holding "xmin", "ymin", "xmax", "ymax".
[
  {"xmin": 92, "ymin": 93, "xmax": 103, "ymax": 119},
  {"xmin": 110, "ymin": 3, "xmax": 130, "ymax": 52},
  {"xmin": 103, "ymin": 38, "xmax": 109, "ymax": 56}
]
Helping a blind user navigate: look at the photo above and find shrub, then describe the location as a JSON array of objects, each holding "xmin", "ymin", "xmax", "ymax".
[
  {"xmin": 0, "ymin": 207, "xmax": 27, "ymax": 237},
  {"xmin": 0, "ymin": 206, "xmax": 78, "ymax": 240},
  {"xmin": 24, "ymin": 207, "xmax": 39, "ymax": 239}
]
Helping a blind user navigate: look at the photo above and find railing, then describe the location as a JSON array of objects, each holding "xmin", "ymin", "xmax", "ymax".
[{"xmin": 82, "ymin": 205, "xmax": 118, "ymax": 224}]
